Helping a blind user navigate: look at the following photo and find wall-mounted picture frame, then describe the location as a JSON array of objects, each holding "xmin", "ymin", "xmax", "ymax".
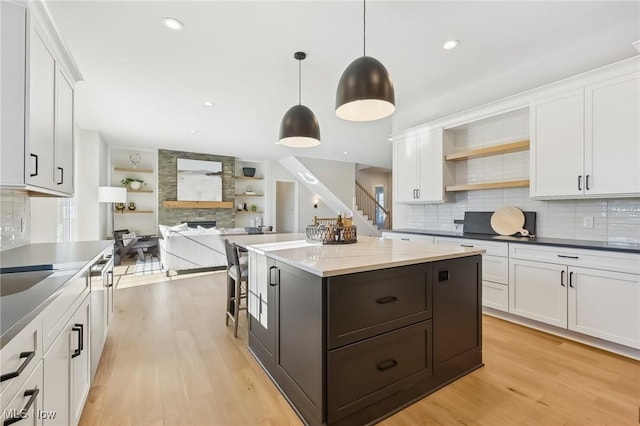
[{"xmin": 177, "ymin": 158, "xmax": 223, "ymax": 201}]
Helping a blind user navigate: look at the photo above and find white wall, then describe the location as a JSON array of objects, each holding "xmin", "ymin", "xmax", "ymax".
[
  {"xmin": 297, "ymin": 157, "xmax": 355, "ymax": 208},
  {"xmin": 71, "ymin": 127, "xmax": 108, "ymax": 241}
]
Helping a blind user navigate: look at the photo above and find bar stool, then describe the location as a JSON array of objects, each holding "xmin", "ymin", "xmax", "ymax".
[{"xmin": 224, "ymin": 239, "xmax": 248, "ymax": 337}]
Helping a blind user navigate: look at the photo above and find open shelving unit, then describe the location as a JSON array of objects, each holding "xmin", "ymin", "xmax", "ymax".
[
  {"xmin": 235, "ymin": 161, "xmax": 265, "ymax": 228},
  {"xmin": 445, "ymin": 139, "xmax": 530, "ymax": 162},
  {"xmin": 446, "ymin": 179, "xmax": 530, "ymax": 192},
  {"xmin": 162, "ymin": 201, "xmax": 234, "ymax": 209}
]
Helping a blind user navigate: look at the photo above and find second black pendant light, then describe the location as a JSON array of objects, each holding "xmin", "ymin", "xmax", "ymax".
[
  {"xmin": 279, "ymin": 51, "xmax": 321, "ymax": 148},
  {"xmin": 335, "ymin": 0, "xmax": 395, "ymax": 121}
]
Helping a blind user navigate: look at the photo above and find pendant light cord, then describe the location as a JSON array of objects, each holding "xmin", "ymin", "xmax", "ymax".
[
  {"xmin": 363, "ymin": 0, "xmax": 366, "ymax": 57},
  {"xmin": 298, "ymin": 58, "xmax": 302, "ymax": 105}
]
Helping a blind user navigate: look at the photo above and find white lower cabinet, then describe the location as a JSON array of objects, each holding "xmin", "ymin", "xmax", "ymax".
[
  {"xmin": 1, "ymin": 360, "xmax": 44, "ymax": 426},
  {"xmin": 509, "ymin": 259, "xmax": 568, "ymax": 328},
  {"xmin": 509, "ymin": 244, "xmax": 640, "ymax": 350},
  {"xmin": 43, "ymin": 295, "xmax": 90, "ymax": 426},
  {"xmin": 568, "ymin": 267, "xmax": 639, "ymax": 349}
]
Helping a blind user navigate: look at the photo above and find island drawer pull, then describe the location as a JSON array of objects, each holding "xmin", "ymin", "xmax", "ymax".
[
  {"xmin": 0, "ymin": 351, "xmax": 35, "ymax": 383},
  {"xmin": 557, "ymin": 254, "xmax": 579, "ymax": 259},
  {"xmin": 376, "ymin": 359, "xmax": 398, "ymax": 371},
  {"xmin": 376, "ymin": 296, "xmax": 398, "ymax": 304},
  {"xmin": 461, "ymin": 244, "xmax": 474, "ymax": 247},
  {"xmin": 400, "ymin": 238, "xmax": 410, "ymax": 241},
  {"xmin": 3, "ymin": 388, "xmax": 39, "ymax": 426}
]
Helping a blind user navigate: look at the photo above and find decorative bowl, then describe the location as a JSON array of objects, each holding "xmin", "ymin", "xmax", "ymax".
[{"xmin": 243, "ymin": 167, "xmax": 256, "ymax": 177}]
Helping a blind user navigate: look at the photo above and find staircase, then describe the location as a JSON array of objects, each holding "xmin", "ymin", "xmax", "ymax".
[
  {"xmin": 355, "ymin": 181, "xmax": 391, "ymax": 231},
  {"xmin": 278, "ymin": 157, "xmax": 384, "ymax": 237}
]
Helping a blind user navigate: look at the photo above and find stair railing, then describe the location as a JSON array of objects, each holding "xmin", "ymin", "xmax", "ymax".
[{"xmin": 355, "ymin": 181, "xmax": 391, "ymax": 230}]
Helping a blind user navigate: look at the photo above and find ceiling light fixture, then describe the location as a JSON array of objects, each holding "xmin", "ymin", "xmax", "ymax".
[
  {"xmin": 162, "ymin": 17, "xmax": 183, "ymax": 31},
  {"xmin": 279, "ymin": 51, "xmax": 321, "ymax": 148},
  {"xmin": 203, "ymin": 101, "xmax": 214, "ymax": 107},
  {"xmin": 335, "ymin": 0, "xmax": 395, "ymax": 121},
  {"xmin": 443, "ymin": 40, "xmax": 460, "ymax": 50},
  {"xmin": 189, "ymin": 129, "xmax": 198, "ymax": 134}
]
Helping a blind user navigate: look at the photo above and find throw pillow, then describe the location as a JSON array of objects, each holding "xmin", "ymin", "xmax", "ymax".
[
  {"xmin": 169, "ymin": 223, "xmax": 188, "ymax": 232},
  {"xmin": 122, "ymin": 231, "xmax": 137, "ymax": 246}
]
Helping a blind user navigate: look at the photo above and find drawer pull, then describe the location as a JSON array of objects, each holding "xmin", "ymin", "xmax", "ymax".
[
  {"xmin": 71, "ymin": 323, "xmax": 83, "ymax": 358},
  {"xmin": 557, "ymin": 254, "xmax": 579, "ymax": 259},
  {"xmin": 0, "ymin": 351, "xmax": 35, "ymax": 383},
  {"xmin": 400, "ymin": 238, "xmax": 410, "ymax": 241},
  {"xmin": 461, "ymin": 244, "xmax": 474, "ymax": 248},
  {"xmin": 376, "ymin": 359, "xmax": 398, "ymax": 371},
  {"xmin": 376, "ymin": 296, "xmax": 398, "ymax": 305},
  {"xmin": 3, "ymin": 388, "xmax": 39, "ymax": 426}
]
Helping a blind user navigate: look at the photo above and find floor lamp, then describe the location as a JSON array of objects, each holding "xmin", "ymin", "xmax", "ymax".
[{"xmin": 98, "ymin": 186, "xmax": 127, "ymax": 238}]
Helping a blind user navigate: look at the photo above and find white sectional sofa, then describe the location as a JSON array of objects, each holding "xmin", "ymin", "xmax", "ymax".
[{"xmin": 158, "ymin": 223, "xmax": 248, "ymax": 273}]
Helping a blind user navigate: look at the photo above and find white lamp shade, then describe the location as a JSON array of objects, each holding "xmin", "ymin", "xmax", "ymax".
[{"xmin": 98, "ymin": 186, "xmax": 127, "ymax": 203}]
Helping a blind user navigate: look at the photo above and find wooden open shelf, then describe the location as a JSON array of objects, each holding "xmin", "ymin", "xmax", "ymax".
[
  {"xmin": 163, "ymin": 201, "xmax": 234, "ymax": 209},
  {"xmin": 235, "ymin": 176, "xmax": 263, "ymax": 180},
  {"xmin": 236, "ymin": 210, "xmax": 264, "ymax": 214},
  {"xmin": 235, "ymin": 193, "xmax": 263, "ymax": 197},
  {"xmin": 127, "ymin": 189, "xmax": 153, "ymax": 193},
  {"xmin": 114, "ymin": 167, "xmax": 154, "ymax": 174},
  {"xmin": 445, "ymin": 139, "xmax": 530, "ymax": 162},
  {"xmin": 446, "ymin": 179, "xmax": 530, "ymax": 192}
]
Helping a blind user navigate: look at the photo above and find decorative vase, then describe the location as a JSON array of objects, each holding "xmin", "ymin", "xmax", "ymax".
[
  {"xmin": 129, "ymin": 181, "xmax": 142, "ymax": 190},
  {"xmin": 115, "ymin": 203, "xmax": 126, "ymax": 213},
  {"xmin": 128, "ymin": 202, "xmax": 136, "ymax": 211}
]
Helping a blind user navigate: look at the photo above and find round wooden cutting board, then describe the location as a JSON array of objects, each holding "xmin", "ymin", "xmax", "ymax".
[{"xmin": 490, "ymin": 206, "xmax": 530, "ymax": 236}]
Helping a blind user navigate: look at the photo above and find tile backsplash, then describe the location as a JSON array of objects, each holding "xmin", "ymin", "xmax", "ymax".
[
  {"xmin": 405, "ymin": 189, "xmax": 640, "ymax": 244},
  {"xmin": 0, "ymin": 189, "xmax": 30, "ymax": 251}
]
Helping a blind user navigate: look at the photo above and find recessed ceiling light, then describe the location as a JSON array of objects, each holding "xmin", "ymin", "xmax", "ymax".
[
  {"xmin": 163, "ymin": 18, "xmax": 183, "ymax": 31},
  {"xmin": 203, "ymin": 101, "xmax": 214, "ymax": 107},
  {"xmin": 343, "ymin": 151, "xmax": 349, "ymax": 155},
  {"xmin": 443, "ymin": 40, "xmax": 460, "ymax": 50},
  {"xmin": 388, "ymin": 136, "xmax": 393, "ymax": 142},
  {"xmin": 189, "ymin": 129, "xmax": 198, "ymax": 134}
]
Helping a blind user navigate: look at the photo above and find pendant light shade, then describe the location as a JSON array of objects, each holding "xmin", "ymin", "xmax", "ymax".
[
  {"xmin": 335, "ymin": 56, "xmax": 395, "ymax": 121},
  {"xmin": 279, "ymin": 51, "xmax": 321, "ymax": 148},
  {"xmin": 335, "ymin": 0, "xmax": 395, "ymax": 121}
]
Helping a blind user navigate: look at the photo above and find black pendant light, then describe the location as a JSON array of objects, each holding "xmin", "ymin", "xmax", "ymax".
[
  {"xmin": 335, "ymin": 0, "xmax": 395, "ymax": 121},
  {"xmin": 279, "ymin": 51, "xmax": 321, "ymax": 148}
]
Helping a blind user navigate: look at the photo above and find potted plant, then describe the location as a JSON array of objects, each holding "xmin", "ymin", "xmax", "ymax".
[{"xmin": 121, "ymin": 177, "xmax": 144, "ymax": 190}]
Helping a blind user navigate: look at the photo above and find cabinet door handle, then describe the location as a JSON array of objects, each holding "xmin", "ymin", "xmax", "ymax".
[
  {"xmin": 376, "ymin": 359, "xmax": 398, "ymax": 371},
  {"xmin": 569, "ymin": 271, "xmax": 574, "ymax": 288},
  {"xmin": 29, "ymin": 154, "xmax": 38, "ymax": 177},
  {"xmin": 578, "ymin": 175, "xmax": 582, "ymax": 191},
  {"xmin": 0, "ymin": 351, "xmax": 35, "ymax": 383},
  {"xmin": 560, "ymin": 270, "xmax": 565, "ymax": 286},
  {"xmin": 71, "ymin": 324, "xmax": 83, "ymax": 358},
  {"xmin": 416, "ymin": 188, "xmax": 420, "ymax": 199},
  {"xmin": 258, "ymin": 293, "xmax": 263, "ymax": 318},
  {"xmin": 400, "ymin": 238, "xmax": 410, "ymax": 241},
  {"xmin": 585, "ymin": 175, "xmax": 590, "ymax": 191},
  {"xmin": 557, "ymin": 254, "xmax": 579, "ymax": 259},
  {"xmin": 106, "ymin": 270, "xmax": 114, "ymax": 288},
  {"xmin": 376, "ymin": 296, "xmax": 398, "ymax": 304},
  {"xmin": 3, "ymin": 388, "xmax": 39, "ymax": 426},
  {"xmin": 269, "ymin": 266, "xmax": 279, "ymax": 286},
  {"xmin": 461, "ymin": 244, "xmax": 474, "ymax": 248},
  {"xmin": 57, "ymin": 167, "xmax": 64, "ymax": 185}
]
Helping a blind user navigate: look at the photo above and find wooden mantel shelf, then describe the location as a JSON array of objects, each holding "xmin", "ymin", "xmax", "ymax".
[
  {"xmin": 445, "ymin": 139, "xmax": 530, "ymax": 162},
  {"xmin": 163, "ymin": 201, "xmax": 234, "ymax": 209}
]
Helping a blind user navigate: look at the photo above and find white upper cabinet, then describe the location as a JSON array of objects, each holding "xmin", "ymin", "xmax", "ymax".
[
  {"xmin": 584, "ymin": 73, "xmax": 640, "ymax": 197},
  {"xmin": 28, "ymin": 23, "xmax": 57, "ymax": 190},
  {"xmin": 0, "ymin": 2, "xmax": 81, "ymax": 197},
  {"xmin": 530, "ymin": 89, "xmax": 584, "ymax": 198},
  {"xmin": 530, "ymin": 72, "xmax": 640, "ymax": 199},
  {"xmin": 394, "ymin": 128, "xmax": 445, "ymax": 203}
]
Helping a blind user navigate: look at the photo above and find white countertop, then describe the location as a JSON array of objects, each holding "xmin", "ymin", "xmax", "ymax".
[{"xmin": 228, "ymin": 234, "xmax": 485, "ymax": 277}]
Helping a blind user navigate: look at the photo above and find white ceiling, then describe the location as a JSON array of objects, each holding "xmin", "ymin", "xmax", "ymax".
[{"xmin": 46, "ymin": 1, "xmax": 640, "ymax": 169}]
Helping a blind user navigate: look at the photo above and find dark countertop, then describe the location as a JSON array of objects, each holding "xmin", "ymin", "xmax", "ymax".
[
  {"xmin": 389, "ymin": 229, "xmax": 640, "ymax": 254},
  {"xmin": 0, "ymin": 241, "xmax": 113, "ymax": 348},
  {"xmin": 0, "ymin": 241, "xmax": 113, "ymax": 272}
]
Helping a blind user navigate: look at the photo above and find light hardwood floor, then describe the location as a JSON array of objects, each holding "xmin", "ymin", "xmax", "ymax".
[{"xmin": 80, "ymin": 272, "xmax": 640, "ymax": 426}]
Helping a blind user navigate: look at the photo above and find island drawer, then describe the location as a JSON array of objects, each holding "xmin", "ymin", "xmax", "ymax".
[
  {"xmin": 327, "ymin": 320, "xmax": 432, "ymax": 423},
  {"xmin": 327, "ymin": 263, "xmax": 432, "ymax": 349}
]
